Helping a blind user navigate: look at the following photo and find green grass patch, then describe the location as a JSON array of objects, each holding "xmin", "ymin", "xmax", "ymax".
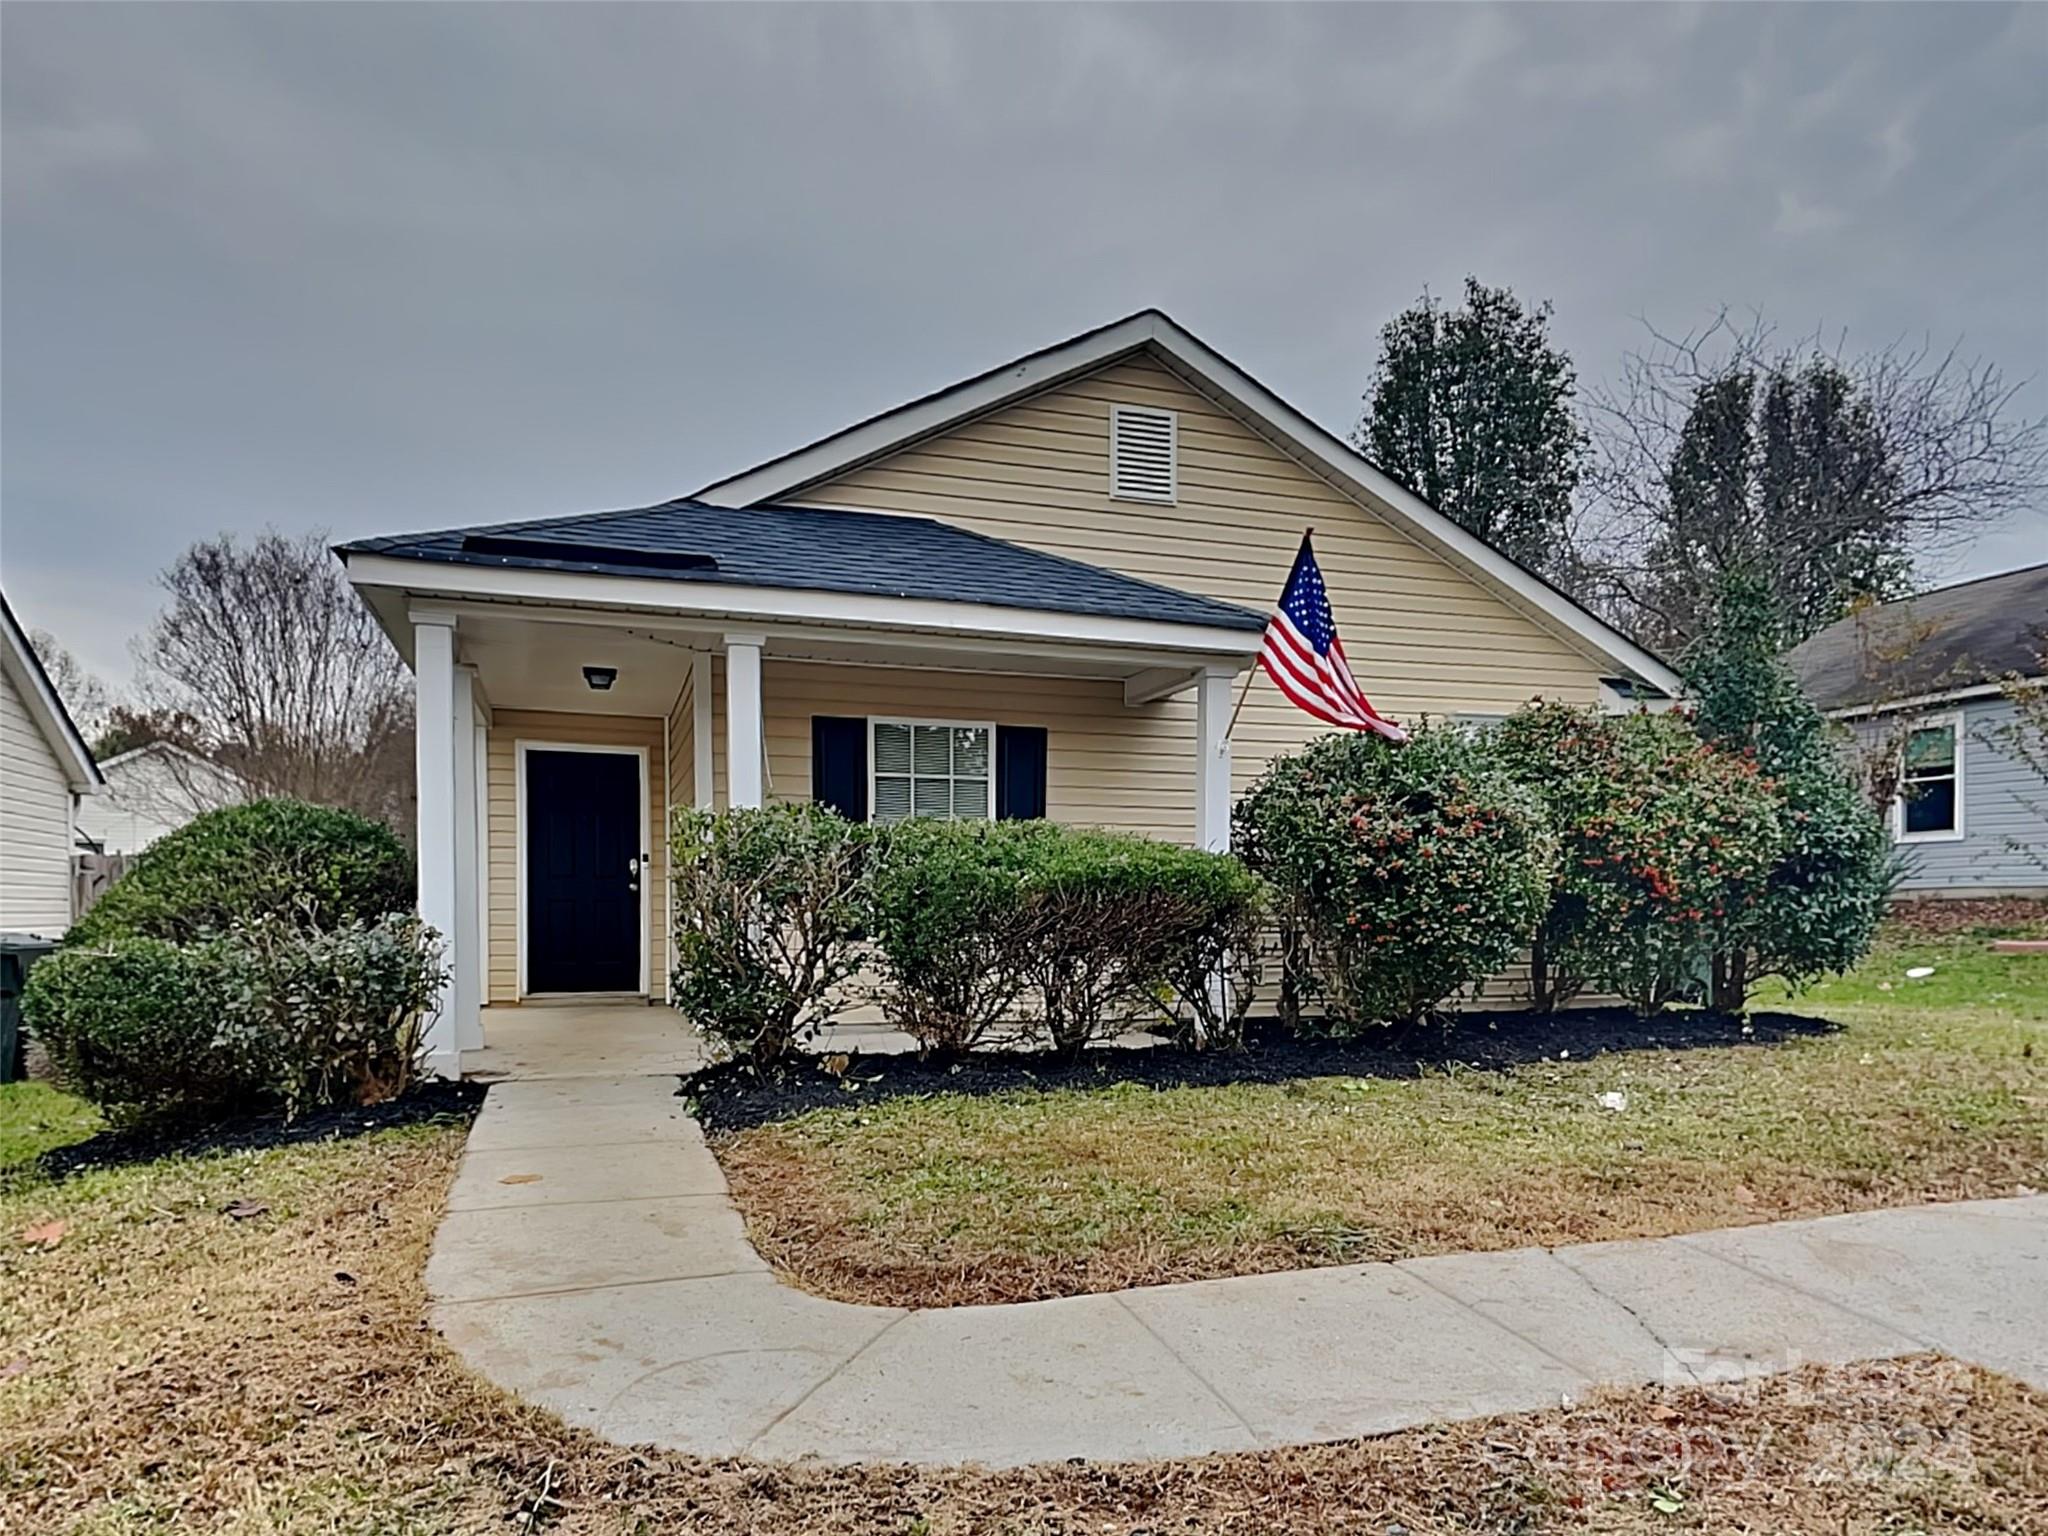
[
  {"xmin": 0, "ymin": 1080, "xmax": 101, "ymax": 1169},
  {"xmin": 1755, "ymin": 929, "xmax": 2048, "ymax": 1014}
]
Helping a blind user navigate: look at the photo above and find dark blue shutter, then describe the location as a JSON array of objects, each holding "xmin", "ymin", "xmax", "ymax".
[
  {"xmin": 811, "ymin": 716, "xmax": 867, "ymax": 821},
  {"xmin": 995, "ymin": 726, "xmax": 1047, "ymax": 820}
]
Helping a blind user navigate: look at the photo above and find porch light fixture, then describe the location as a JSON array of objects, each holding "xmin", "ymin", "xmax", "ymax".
[{"xmin": 582, "ymin": 665, "xmax": 618, "ymax": 692}]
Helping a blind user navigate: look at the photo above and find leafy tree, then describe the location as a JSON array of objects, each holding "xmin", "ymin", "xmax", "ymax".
[
  {"xmin": 1684, "ymin": 576, "xmax": 1896, "ymax": 1008},
  {"xmin": 1640, "ymin": 358, "xmax": 1903, "ymax": 647},
  {"xmin": 1578, "ymin": 315, "xmax": 2047, "ymax": 653},
  {"xmin": 89, "ymin": 704, "xmax": 208, "ymax": 764},
  {"xmin": 1356, "ymin": 277, "xmax": 1585, "ymax": 572}
]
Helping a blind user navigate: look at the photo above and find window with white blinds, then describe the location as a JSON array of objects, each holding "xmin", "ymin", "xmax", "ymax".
[
  {"xmin": 1110, "ymin": 405, "xmax": 1177, "ymax": 503},
  {"xmin": 870, "ymin": 720, "xmax": 994, "ymax": 824}
]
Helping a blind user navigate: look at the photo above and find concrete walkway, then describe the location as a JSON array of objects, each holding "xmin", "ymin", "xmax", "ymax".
[{"xmin": 429, "ymin": 1073, "xmax": 2048, "ymax": 1467}]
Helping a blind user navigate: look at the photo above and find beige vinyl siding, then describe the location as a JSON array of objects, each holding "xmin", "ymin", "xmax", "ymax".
[
  {"xmin": 689, "ymin": 657, "xmax": 1192, "ymax": 838},
  {"xmin": 661, "ymin": 668, "xmax": 696, "ymax": 999},
  {"xmin": 791, "ymin": 354, "xmax": 1613, "ymax": 1013},
  {"xmin": 484, "ymin": 710, "xmax": 667, "ymax": 1004},
  {"xmin": 0, "ymin": 662, "xmax": 76, "ymax": 935},
  {"xmin": 665, "ymin": 665, "xmax": 694, "ymax": 818},
  {"xmin": 794, "ymin": 356, "xmax": 1610, "ymax": 799}
]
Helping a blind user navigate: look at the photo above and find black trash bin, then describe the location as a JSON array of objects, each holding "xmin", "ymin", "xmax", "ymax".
[{"xmin": 0, "ymin": 933, "xmax": 60, "ymax": 1084}]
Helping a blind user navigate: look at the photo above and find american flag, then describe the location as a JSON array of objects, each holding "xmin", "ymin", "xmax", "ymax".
[{"xmin": 1258, "ymin": 532, "xmax": 1408, "ymax": 741}]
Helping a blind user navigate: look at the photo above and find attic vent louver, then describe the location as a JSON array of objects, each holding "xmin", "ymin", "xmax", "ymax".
[{"xmin": 1110, "ymin": 405, "xmax": 1177, "ymax": 504}]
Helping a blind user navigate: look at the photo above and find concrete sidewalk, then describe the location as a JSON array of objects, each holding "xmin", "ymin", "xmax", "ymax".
[{"xmin": 429, "ymin": 1073, "xmax": 2048, "ymax": 1468}]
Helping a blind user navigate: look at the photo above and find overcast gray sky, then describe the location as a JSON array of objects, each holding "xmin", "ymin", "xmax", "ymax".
[{"xmin": 5, "ymin": 2, "xmax": 2044, "ymax": 686}]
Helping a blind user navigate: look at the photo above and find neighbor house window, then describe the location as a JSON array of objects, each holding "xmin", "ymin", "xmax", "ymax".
[
  {"xmin": 870, "ymin": 720, "xmax": 994, "ymax": 824},
  {"xmin": 1898, "ymin": 715, "xmax": 1963, "ymax": 840}
]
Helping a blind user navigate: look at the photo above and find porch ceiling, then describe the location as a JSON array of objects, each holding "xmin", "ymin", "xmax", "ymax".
[{"xmin": 447, "ymin": 606, "xmax": 1247, "ymax": 717}]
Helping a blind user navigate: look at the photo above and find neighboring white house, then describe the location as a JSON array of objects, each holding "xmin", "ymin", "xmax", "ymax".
[
  {"xmin": 0, "ymin": 591, "xmax": 103, "ymax": 937},
  {"xmin": 75, "ymin": 741, "xmax": 243, "ymax": 855},
  {"xmin": 1786, "ymin": 563, "xmax": 2047, "ymax": 898}
]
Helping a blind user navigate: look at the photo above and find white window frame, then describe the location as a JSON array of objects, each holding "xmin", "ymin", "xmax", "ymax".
[
  {"xmin": 1893, "ymin": 709, "xmax": 1966, "ymax": 845},
  {"xmin": 1109, "ymin": 404, "xmax": 1178, "ymax": 505},
  {"xmin": 513, "ymin": 739, "xmax": 651, "ymax": 997},
  {"xmin": 868, "ymin": 716, "xmax": 998, "ymax": 825}
]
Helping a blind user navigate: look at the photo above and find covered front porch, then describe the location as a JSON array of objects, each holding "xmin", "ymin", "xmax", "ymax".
[
  {"xmin": 462, "ymin": 1001, "xmax": 934, "ymax": 1080},
  {"xmin": 344, "ymin": 506, "xmax": 1265, "ymax": 1076}
]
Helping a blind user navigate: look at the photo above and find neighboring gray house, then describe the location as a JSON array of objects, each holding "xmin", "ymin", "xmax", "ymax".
[{"xmin": 1787, "ymin": 563, "xmax": 2047, "ymax": 898}]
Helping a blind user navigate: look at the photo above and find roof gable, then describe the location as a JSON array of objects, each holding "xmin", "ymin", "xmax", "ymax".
[
  {"xmin": 693, "ymin": 309, "xmax": 1682, "ymax": 695},
  {"xmin": 0, "ymin": 589, "xmax": 102, "ymax": 792}
]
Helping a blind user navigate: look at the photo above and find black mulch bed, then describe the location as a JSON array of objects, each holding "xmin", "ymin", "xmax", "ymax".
[
  {"xmin": 23, "ymin": 1080, "xmax": 487, "ymax": 1183},
  {"xmin": 682, "ymin": 1008, "xmax": 1839, "ymax": 1134}
]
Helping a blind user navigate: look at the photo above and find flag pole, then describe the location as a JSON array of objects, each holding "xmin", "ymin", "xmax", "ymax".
[
  {"xmin": 1225, "ymin": 666, "xmax": 1254, "ymax": 741},
  {"xmin": 1226, "ymin": 526, "xmax": 1312, "ymax": 742}
]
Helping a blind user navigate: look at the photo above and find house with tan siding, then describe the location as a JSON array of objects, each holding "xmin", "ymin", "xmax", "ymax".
[
  {"xmin": 1, "ymin": 591, "xmax": 103, "ymax": 938},
  {"xmin": 340, "ymin": 311, "xmax": 1680, "ymax": 1075}
]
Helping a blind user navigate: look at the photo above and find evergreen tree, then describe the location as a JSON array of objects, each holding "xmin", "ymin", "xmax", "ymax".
[
  {"xmin": 1684, "ymin": 575, "xmax": 1896, "ymax": 1009},
  {"xmin": 1357, "ymin": 277, "xmax": 1585, "ymax": 572}
]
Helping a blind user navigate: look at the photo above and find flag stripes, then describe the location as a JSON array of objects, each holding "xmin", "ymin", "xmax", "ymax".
[{"xmin": 1256, "ymin": 533, "xmax": 1407, "ymax": 742}]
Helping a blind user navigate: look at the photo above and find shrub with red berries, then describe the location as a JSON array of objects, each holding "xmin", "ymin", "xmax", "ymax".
[
  {"xmin": 1235, "ymin": 722, "xmax": 1554, "ymax": 1028},
  {"xmin": 1492, "ymin": 701, "xmax": 1782, "ymax": 1016}
]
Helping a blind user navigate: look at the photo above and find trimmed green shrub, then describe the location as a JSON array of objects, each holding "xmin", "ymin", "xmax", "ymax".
[
  {"xmin": 669, "ymin": 804, "xmax": 873, "ymax": 1064},
  {"xmin": 1235, "ymin": 723, "xmax": 1554, "ymax": 1029},
  {"xmin": 1125, "ymin": 845, "xmax": 1267, "ymax": 1052},
  {"xmin": 1487, "ymin": 700, "xmax": 1612, "ymax": 1010},
  {"xmin": 1489, "ymin": 702, "xmax": 1782, "ymax": 1016},
  {"xmin": 21, "ymin": 914, "xmax": 443, "ymax": 1124},
  {"xmin": 867, "ymin": 818, "xmax": 1056, "ymax": 1056},
  {"xmin": 208, "ymin": 914, "xmax": 446, "ymax": 1118},
  {"xmin": 68, "ymin": 799, "xmax": 414, "ymax": 946},
  {"xmin": 21, "ymin": 938, "xmax": 235, "ymax": 1124},
  {"xmin": 1010, "ymin": 830, "xmax": 1239, "ymax": 1060},
  {"xmin": 1505, "ymin": 704, "xmax": 1783, "ymax": 1015}
]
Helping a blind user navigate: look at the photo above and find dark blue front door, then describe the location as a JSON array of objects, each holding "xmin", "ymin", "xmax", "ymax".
[{"xmin": 526, "ymin": 749, "xmax": 640, "ymax": 993}]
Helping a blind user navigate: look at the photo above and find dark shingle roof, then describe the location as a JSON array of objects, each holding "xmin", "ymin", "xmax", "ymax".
[
  {"xmin": 1785, "ymin": 563, "xmax": 2048, "ymax": 711},
  {"xmin": 339, "ymin": 499, "xmax": 1267, "ymax": 634}
]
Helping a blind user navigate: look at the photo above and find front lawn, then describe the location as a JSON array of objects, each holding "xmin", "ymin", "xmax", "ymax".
[
  {"xmin": 712, "ymin": 923, "xmax": 2048, "ymax": 1308},
  {"xmin": 4, "ymin": 1080, "xmax": 2043, "ymax": 1533}
]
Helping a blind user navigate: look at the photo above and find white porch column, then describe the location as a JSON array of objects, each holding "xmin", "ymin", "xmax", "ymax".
[
  {"xmin": 412, "ymin": 612, "xmax": 461, "ymax": 1078},
  {"xmin": 692, "ymin": 648, "xmax": 715, "ymax": 809},
  {"xmin": 450, "ymin": 665, "xmax": 483, "ymax": 1053},
  {"xmin": 725, "ymin": 633, "xmax": 765, "ymax": 809},
  {"xmin": 1195, "ymin": 666, "xmax": 1235, "ymax": 853},
  {"xmin": 473, "ymin": 714, "xmax": 490, "ymax": 1007}
]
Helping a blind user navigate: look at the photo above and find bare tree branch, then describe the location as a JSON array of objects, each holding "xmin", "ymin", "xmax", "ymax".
[
  {"xmin": 1571, "ymin": 314, "xmax": 2048, "ymax": 655},
  {"xmin": 134, "ymin": 530, "xmax": 414, "ymax": 833}
]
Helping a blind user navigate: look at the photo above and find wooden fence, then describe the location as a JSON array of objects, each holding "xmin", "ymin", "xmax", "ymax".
[{"xmin": 71, "ymin": 852, "xmax": 134, "ymax": 921}]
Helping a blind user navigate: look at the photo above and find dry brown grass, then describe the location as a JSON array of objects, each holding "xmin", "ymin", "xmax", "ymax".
[
  {"xmin": 3, "ymin": 1111, "xmax": 2046, "ymax": 1534},
  {"xmin": 715, "ymin": 1001, "xmax": 2046, "ymax": 1308}
]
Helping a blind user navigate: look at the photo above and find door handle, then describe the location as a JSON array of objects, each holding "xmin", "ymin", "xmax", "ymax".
[{"xmin": 627, "ymin": 855, "xmax": 641, "ymax": 893}]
